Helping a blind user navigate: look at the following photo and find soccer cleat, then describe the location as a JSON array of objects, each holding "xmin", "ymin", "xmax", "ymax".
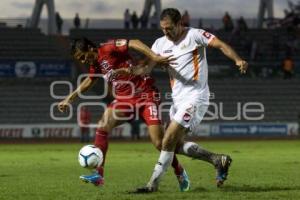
[
  {"xmin": 177, "ymin": 169, "xmax": 190, "ymax": 192},
  {"xmin": 79, "ymin": 172, "xmax": 104, "ymax": 186},
  {"xmin": 215, "ymin": 155, "xmax": 232, "ymax": 187}
]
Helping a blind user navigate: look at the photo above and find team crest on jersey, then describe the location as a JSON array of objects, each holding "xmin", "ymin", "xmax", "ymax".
[
  {"xmin": 180, "ymin": 44, "xmax": 188, "ymax": 50},
  {"xmin": 163, "ymin": 49, "xmax": 173, "ymax": 53},
  {"xmin": 183, "ymin": 113, "xmax": 191, "ymax": 122},
  {"xmin": 115, "ymin": 39, "xmax": 127, "ymax": 47},
  {"xmin": 202, "ymin": 31, "xmax": 212, "ymax": 39}
]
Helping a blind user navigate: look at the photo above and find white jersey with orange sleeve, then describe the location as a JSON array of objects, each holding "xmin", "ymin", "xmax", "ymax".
[
  {"xmin": 151, "ymin": 27, "xmax": 215, "ymax": 105},
  {"xmin": 151, "ymin": 27, "xmax": 215, "ymax": 132}
]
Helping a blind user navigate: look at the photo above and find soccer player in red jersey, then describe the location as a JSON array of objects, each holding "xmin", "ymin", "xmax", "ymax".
[{"xmin": 58, "ymin": 38, "xmax": 190, "ymax": 189}]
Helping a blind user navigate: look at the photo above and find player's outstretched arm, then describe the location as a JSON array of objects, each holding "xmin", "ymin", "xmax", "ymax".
[
  {"xmin": 112, "ymin": 59, "xmax": 156, "ymax": 76},
  {"xmin": 209, "ymin": 37, "xmax": 248, "ymax": 74},
  {"xmin": 128, "ymin": 39, "xmax": 175, "ymax": 65},
  {"xmin": 57, "ymin": 76, "xmax": 97, "ymax": 113}
]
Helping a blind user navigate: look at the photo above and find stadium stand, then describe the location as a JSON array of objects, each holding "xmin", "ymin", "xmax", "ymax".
[
  {"xmin": 0, "ymin": 27, "xmax": 69, "ymax": 60},
  {"xmin": 0, "ymin": 27, "xmax": 299, "ymax": 125},
  {"xmin": 0, "ymin": 78, "xmax": 106, "ymax": 124}
]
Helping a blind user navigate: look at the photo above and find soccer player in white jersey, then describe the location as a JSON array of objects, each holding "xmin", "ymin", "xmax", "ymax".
[{"xmin": 136, "ymin": 8, "xmax": 248, "ymax": 193}]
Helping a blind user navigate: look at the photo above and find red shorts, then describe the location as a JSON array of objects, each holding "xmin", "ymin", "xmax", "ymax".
[{"xmin": 108, "ymin": 90, "xmax": 161, "ymax": 126}]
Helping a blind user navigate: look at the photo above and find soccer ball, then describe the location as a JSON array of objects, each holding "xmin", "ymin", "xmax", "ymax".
[{"xmin": 78, "ymin": 145, "xmax": 103, "ymax": 169}]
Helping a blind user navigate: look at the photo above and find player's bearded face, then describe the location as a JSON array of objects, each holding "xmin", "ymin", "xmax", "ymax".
[{"xmin": 160, "ymin": 17, "xmax": 180, "ymax": 41}]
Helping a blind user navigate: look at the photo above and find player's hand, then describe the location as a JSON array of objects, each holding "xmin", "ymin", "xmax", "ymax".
[
  {"xmin": 58, "ymin": 98, "xmax": 72, "ymax": 113},
  {"xmin": 153, "ymin": 55, "xmax": 177, "ymax": 65},
  {"xmin": 236, "ymin": 60, "xmax": 248, "ymax": 74}
]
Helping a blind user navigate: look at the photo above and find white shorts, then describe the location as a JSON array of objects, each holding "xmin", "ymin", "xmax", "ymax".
[{"xmin": 169, "ymin": 101, "xmax": 208, "ymax": 134}]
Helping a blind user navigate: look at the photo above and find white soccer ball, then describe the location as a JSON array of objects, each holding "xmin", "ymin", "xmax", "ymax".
[{"xmin": 78, "ymin": 145, "xmax": 103, "ymax": 169}]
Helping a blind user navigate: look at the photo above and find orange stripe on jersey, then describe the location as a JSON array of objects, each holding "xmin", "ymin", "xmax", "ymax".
[
  {"xmin": 170, "ymin": 79, "xmax": 175, "ymax": 88},
  {"xmin": 192, "ymin": 49, "xmax": 199, "ymax": 80}
]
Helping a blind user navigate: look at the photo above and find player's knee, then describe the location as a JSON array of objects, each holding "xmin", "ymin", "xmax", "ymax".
[
  {"xmin": 162, "ymin": 136, "xmax": 176, "ymax": 151},
  {"xmin": 153, "ymin": 139, "xmax": 162, "ymax": 150},
  {"xmin": 97, "ymin": 118, "xmax": 113, "ymax": 132}
]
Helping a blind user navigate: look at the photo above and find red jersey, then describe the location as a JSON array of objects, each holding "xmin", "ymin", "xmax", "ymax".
[{"xmin": 89, "ymin": 39, "xmax": 155, "ymax": 99}]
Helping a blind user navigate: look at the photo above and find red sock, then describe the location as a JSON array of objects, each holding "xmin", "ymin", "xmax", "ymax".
[
  {"xmin": 172, "ymin": 155, "xmax": 184, "ymax": 176},
  {"xmin": 94, "ymin": 128, "xmax": 109, "ymax": 177}
]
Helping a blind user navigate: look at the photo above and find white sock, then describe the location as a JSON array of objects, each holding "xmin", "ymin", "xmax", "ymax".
[{"xmin": 147, "ymin": 151, "xmax": 174, "ymax": 189}]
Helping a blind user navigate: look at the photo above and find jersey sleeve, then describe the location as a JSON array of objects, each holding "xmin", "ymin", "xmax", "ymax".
[
  {"xmin": 111, "ymin": 39, "xmax": 129, "ymax": 54},
  {"xmin": 151, "ymin": 39, "xmax": 160, "ymax": 55},
  {"xmin": 193, "ymin": 29, "xmax": 215, "ymax": 47}
]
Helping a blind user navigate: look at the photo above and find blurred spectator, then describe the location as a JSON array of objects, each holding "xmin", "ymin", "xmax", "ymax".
[
  {"xmin": 285, "ymin": 35, "xmax": 299, "ymax": 56},
  {"xmin": 207, "ymin": 25, "xmax": 216, "ymax": 34},
  {"xmin": 230, "ymin": 17, "xmax": 247, "ymax": 46},
  {"xmin": 282, "ymin": 9, "xmax": 297, "ymax": 32},
  {"xmin": 271, "ymin": 33, "xmax": 280, "ymax": 58},
  {"xmin": 198, "ymin": 18, "xmax": 203, "ymax": 28},
  {"xmin": 182, "ymin": 10, "xmax": 190, "ymax": 27},
  {"xmin": 131, "ymin": 11, "xmax": 139, "ymax": 29},
  {"xmin": 85, "ymin": 18, "xmax": 90, "ymax": 29},
  {"xmin": 222, "ymin": 11, "xmax": 234, "ymax": 31},
  {"xmin": 250, "ymin": 39, "xmax": 259, "ymax": 62},
  {"xmin": 140, "ymin": 13, "xmax": 148, "ymax": 29},
  {"xmin": 79, "ymin": 106, "xmax": 91, "ymax": 143},
  {"xmin": 131, "ymin": 120, "xmax": 140, "ymax": 140},
  {"xmin": 237, "ymin": 16, "xmax": 248, "ymax": 32},
  {"xmin": 124, "ymin": 9, "xmax": 131, "ymax": 29},
  {"xmin": 280, "ymin": 0, "xmax": 300, "ymax": 32},
  {"xmin": 288, "ymin": 0, "xmax": 296, "ymax": 11},
  {"xmin": 282, "ymin": 56, "xmax": 295, "ymax": 79},
  {"xmin": 74, "ymin": 13, "xmax": 81, "ymax": 28},
  {"xmin": 55, "ymin": 12, "xmax": 63, "ymax": 34},
  {"xmin": 150, "ymin": 11, "xmax": 158, "ymax": 28}
]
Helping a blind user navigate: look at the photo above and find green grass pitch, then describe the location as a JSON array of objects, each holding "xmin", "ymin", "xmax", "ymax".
[{"xmin": 0, "ymin": 140, "xmax": 300, "ymax": 200}]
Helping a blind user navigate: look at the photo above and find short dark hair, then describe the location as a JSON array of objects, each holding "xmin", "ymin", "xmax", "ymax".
[
  {"xmin": 70, "ymin": 37, "xmax": 96, "ymax": 55},
  {"xmin": 160, "ymin": 8, "xmax": 182, "ymax": 24}
]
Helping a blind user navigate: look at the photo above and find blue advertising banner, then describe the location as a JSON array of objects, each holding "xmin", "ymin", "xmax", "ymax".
[
  {"xmin": 0, "ymin": 61, "xmax": 15, "ymax": 77},
  {"xmin": 211, "ymin": 124, "xmax": 290, "ymax": 136},
  {"xmin": 0, "ymin": 60, "xmax": 71, "ymax": 77}
]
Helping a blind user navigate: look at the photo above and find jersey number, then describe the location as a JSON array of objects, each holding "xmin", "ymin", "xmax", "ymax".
[{"xmin": 148, "ymin": 105, "xmax": 158, "ymax": 119}]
